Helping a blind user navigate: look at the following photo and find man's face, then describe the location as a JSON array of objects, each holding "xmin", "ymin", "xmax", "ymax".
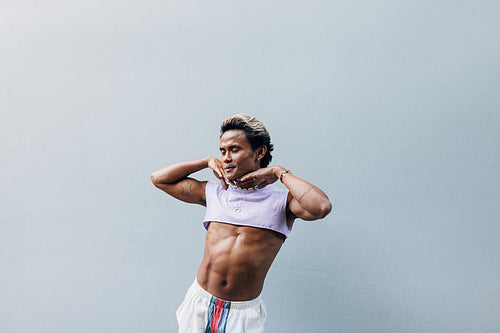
[{"xmin": 219, "ymin": 129, "xmax": 259, "ymax": 181}]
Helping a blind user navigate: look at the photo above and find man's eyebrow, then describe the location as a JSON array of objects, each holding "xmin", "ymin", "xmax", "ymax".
[{"xmin": 220, "ymin": 144, "xmax": 241, "ymax": 150}]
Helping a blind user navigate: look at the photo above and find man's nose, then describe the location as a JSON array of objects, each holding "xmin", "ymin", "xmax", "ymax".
[{"xmin": 223, "ymin": 152, "xmax": 232, "ymax": 162}]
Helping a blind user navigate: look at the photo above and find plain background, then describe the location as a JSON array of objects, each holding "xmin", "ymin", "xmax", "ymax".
[{"xmin": 1, "ymin": 0, "xmax": 499, "ymax": 332}]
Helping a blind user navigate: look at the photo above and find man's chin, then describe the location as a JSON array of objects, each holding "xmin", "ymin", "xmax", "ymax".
[{"xmin": 225, "ymin": 171, "xmax": 240, "ymax": 182}]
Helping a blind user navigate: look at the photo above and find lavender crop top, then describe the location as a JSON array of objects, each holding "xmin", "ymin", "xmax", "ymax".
[{"xmin": 203, "ymin": 181, "xmax": 292, "ymax": 238}]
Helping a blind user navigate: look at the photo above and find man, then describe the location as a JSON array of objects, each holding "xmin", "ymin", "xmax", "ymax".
[{"xmin": 151, "ymin": 114, "xmax": 332, "ymax": 332}]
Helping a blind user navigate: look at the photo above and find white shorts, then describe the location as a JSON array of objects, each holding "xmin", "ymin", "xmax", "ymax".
[{"xmin": 176, "ymin": 279, "xmax": 267, "ymax": 333}]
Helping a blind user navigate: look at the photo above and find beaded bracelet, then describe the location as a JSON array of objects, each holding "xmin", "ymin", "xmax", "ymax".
[{"xmin": 279, "ymin": 169, "xmax": 291, "ymax": 182}]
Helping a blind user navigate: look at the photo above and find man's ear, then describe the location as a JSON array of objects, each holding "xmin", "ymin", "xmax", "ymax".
[{"xmin": 257, "ymin": 146, "xmax": 267, "ymax": 160}]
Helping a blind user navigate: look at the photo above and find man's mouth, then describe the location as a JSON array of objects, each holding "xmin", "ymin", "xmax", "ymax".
[{"xmin": 224, "ymin": 166, "xmax": 235, "ymax": 172}]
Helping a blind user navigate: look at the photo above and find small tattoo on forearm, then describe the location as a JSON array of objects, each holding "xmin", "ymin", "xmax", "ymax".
[
  {"xmin": 298, "ymin": 186, "xmax": 315, "ymax": 203},
  {"xmin": 180, "ymin": 181, "xmax": 192, "ymax": 196}
]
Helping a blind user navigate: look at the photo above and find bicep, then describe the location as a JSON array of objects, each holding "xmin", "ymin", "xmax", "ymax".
[
  {"xmin": 287, "ymin": 195, "xmax": 320, "ymax": 221},
  {"xmin": 153, "ymin": 178, "xmax": 207, "ymax": 206}
]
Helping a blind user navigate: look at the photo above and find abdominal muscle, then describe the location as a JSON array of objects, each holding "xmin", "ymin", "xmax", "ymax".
[{"xmin": 197, "ymin": 222, "xmax": 285, "ymax": 301}]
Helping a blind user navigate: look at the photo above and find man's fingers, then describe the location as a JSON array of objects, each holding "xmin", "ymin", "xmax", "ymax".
[
  {"xmin": 212, "ymin": 170, "xmax": 228, "ymax": 190},
  {"xmin": 239, "ymin": 171, "xmax": 258, "ymax": 182},
  {"xmin": 217, "ymin": 168, "xmax": 229, "ymax": 189},
  {"xmin": 208, "ymin": 158, "xmax": 228, "ymax": 190},
  {"xmin": 239, "ymin": 176, "xmax": 256, "ymax": 183},
  {"xmin": 257, "ymin": 180, "xmax": 269, "ymax": 189},
  {"xmin": 213, "ymin": 170, "xmax": 225, "ymax": 182}
]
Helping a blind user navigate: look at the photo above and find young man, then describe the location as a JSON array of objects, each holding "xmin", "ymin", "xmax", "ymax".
[{"xmin": 151, "ymin": 114, "xmax": 332, "ymax": 332}]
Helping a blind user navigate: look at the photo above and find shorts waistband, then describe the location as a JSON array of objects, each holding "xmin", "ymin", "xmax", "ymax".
[{"xmin": 189, "ymin": 279, "xmax": 263, "ymax": 310}]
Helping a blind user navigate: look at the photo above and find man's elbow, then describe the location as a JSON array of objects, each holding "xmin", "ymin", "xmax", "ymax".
[
  {"xmin": 316, "ymin": 200, "xmax": 332, "ymax": 219},
  {"xmin": 150, "ymin": 173, "xmax": 159, "ymax": 186}
]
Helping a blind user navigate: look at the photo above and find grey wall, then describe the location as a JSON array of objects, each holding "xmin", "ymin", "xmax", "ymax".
[{"xmin": 1, "ymin": 1, "xmax": 499, "ymax": 332}]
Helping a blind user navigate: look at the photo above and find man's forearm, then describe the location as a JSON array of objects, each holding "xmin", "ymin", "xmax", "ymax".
[{"xmin": 150, "ymin": 157, "xmax": 210, "ymax": 185}]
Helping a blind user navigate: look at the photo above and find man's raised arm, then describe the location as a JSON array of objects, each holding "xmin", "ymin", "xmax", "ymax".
[
  {"xmin": 150, "ymin": 157, "xmax": 227, "ymax": 206},
  {"xmin": 239, "ymin": 166, "xmax": 332, "ymax": 221}
]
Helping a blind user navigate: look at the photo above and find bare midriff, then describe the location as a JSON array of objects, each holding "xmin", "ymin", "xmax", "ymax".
[{"xmin": 197, "ymin": 222, "xmax": 285, "ymax": 301}]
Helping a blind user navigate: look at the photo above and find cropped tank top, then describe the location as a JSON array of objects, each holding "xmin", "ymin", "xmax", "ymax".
[{"xmin": 203, "ymin": 181, "xmax": 292, "ymax": 238}]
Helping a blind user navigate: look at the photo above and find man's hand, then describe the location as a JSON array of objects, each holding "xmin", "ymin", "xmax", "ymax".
[
  {"xmin": 207, "ymin": 157, "xmax": 228, "ymax": 190},
  {"xmin": 238, "ymin": 166, "xmax": 285, "ymax": 189}
]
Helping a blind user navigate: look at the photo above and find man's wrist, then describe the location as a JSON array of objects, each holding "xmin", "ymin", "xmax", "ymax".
[
  {"xmin": 273, "ymin": 166, "xmax": 287, "ymax": 178},
  {"xmin": 279, "ymin": 169, "xmax": 291, "ymax": 182}
]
